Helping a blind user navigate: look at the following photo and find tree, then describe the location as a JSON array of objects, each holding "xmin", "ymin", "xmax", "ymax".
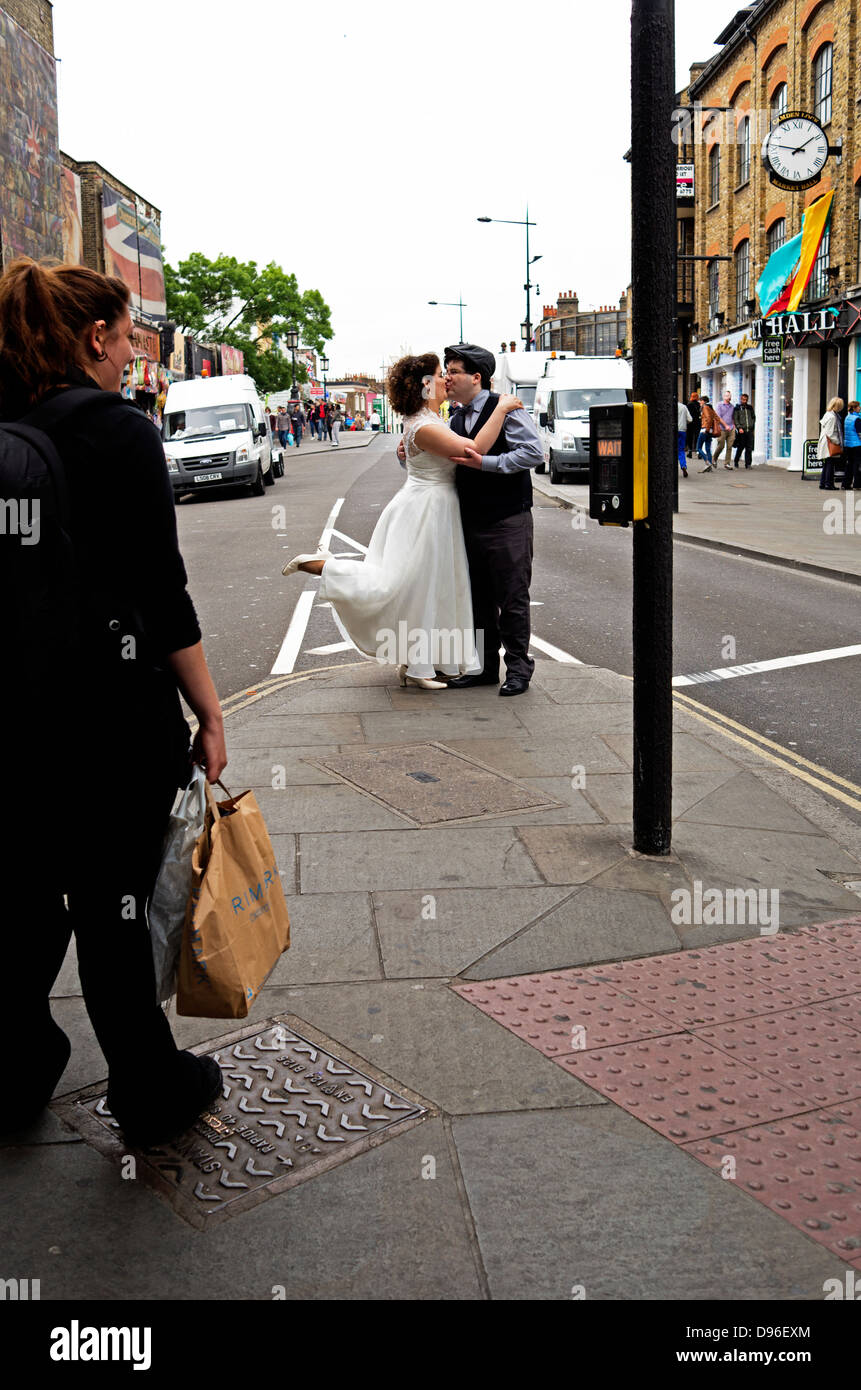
[{"xmin": 164, "ymin": 251, "xmax": 333, "ymax": 392}]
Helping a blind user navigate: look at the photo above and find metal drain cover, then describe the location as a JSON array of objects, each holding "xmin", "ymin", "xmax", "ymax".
[
  {"xmin": 54, "ymin": 1016, "xmax": 430, "ymax": 1229},
  {"xmin": 312, "ymin": 742, "xmax": 562, "ymax": 825}
]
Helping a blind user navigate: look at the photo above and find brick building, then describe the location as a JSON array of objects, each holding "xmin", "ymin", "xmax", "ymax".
[
  {"xmin": 680, "ymin": 0, "xmax": 861, "ymax": 468},
  {"xmin": 1, "ymin": 0, "xmax": 52, "ymax": 49},
  {"xmin": 534, "ymin": 291, "xmax": 628, "ymax": 356}
]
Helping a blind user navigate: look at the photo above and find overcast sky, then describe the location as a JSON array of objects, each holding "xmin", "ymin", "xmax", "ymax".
[{"xmin": 53, "ymin": 0, "xmax": 734, "ymax": 377}]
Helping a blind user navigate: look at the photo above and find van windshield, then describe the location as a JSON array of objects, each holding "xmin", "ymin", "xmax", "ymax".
[
  {"xmin": 513, "ymin": 386, "xmax": 536, "ymax": 410},
  {"xmin": 163, "ymin": 404, "xmax": 252, "ymax": 441},
  {"xmin": 554, "ymin": 388, "xmax": 629, "ymax": 419}
]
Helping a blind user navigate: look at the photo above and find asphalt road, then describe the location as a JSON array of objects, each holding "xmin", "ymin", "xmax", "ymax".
[{"xmin": 175, "ymin": 434, "xmax": 861, "ymax": 800}]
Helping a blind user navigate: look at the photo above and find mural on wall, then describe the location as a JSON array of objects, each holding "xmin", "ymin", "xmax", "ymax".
[
  {"xmin": 102, "ymin": 184, "xmax": 167, "ymax": 320},
  {"xmin": 0, "ymin": 10, "xmax": 64, "ymax": 266},
  {"xmin": 60, "ymin": 166, "xmax": 82, "ymax": 265}
]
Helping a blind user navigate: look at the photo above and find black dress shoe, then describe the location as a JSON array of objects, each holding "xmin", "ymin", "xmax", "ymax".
[
  {"xmin": 499, "ymin": 676, "xmax": 530, "ymax": 696},
  {"xmin": 446, "ymin": 672, "xmax": 499, "ymax": 689},
  {"xmin": 108, "ymin": 1052, "xmax": 222, "ymax": 1148}
]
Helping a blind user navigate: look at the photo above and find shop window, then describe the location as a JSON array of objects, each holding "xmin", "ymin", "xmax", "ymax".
[
  {"xmin": 813, "ymin": 43, "xmax": 832, "ymax": 126},
  {"xmin": 770, "ymin": 83, "xmax": 788, "ymax": 125},
  {"xmin": 709, "ymin": 145, "xmax": 720, "ymax": 205},
  {"xmin": 767, "ymin": 218, "xmax": 786, "ymax": 257},
  {"xmin": 808, "ymin": 227, "xmax": 830, "ymax": 300},
  {"xmin": 708, "ymin": 259, "xmax": 720, "ymax": 321},
  {"xmin": 735, "ymin": 240, "xmax": 750, "ymax": 321},
  {"xmin": 737, "ymin": 117, "xmax": 750, "ymax": 186}
]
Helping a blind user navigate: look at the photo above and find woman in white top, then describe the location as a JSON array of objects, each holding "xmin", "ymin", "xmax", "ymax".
[
  {"xmin": 281, "ymin": 352, "xmax": 523, "ymax": 688},
  {"xmin": 817, "ymin": 395, "xmax": 844, "ymax": 491}
]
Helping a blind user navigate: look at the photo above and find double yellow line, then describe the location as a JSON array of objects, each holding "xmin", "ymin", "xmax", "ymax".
[{"xmin": 673, "ymin": 689, "xmax": 861, "ymax": 814}]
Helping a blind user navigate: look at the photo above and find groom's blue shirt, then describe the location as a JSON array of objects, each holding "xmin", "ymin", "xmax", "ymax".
[{"xmin": 460, "ymin": 389, "xmax": 544, "ymax": 473}]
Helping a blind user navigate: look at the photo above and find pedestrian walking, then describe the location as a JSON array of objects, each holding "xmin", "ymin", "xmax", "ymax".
[
  {"xmin": 817, "ymin": 396, "xmax": 843, "ymax": 490},
  {"xmin": 325, "ymin": 403, "xmax": 334, "ymax": 442},
  {"xmin": 841, "ymin": 400, "xmax": 860, "ymax": 490},
  {"xmin": 686, "ymin": 389, "xmax": 701, "ymax": 457},
  {"xmin": 276, "ymin": 404, "xmax": 290, "ymax": 449},
  {"xmin": 712, "ymin": 389, "xmax": 736, "ymax": 467},
  {"xmin": 0, "ymin": 257, "xmax": 227, "ymax": 1144},
  {"xmin": 332, "ymin": 403, "xmax": 342, "ymax": 446},
  {"xmin": 317, "ymin": 401, "xmax": 328, "ymax": 441},
  {"xmin": 732, "ymin": 394, "xmax": 756, "ymax": 468},
  {"xmin": 291, "ymin": 403, "xmax": 305, "ymax": 447},
  {"xmin": 697, "ymin": 397, "xmax": 717, "ymax": 470},
  {"xmin": 677, "ymin": 399, "xmax": 691, "ymax": 477}
]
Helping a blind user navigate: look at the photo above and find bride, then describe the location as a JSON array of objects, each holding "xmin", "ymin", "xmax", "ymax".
[{"xmin": 281, "ymin": 352, "xmax": 523, "ymax": 689}]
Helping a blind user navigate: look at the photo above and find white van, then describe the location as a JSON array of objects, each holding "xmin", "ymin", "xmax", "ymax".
[
  {"xmin": 533, "ymin": 356, "xmax": 632, "ymax": 483},
  {"xmin": 162, "ymin": 375, "xmax": 278, "ymax": 498},
  {"xmin": 491, "ymin": 351, "xmax": 561, "ymax": 414}
]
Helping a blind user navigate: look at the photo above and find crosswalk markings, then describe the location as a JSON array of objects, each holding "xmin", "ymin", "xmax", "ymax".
[{"xmin": 673, "ymin": 642, "xmax": 861, "ymax": 687}]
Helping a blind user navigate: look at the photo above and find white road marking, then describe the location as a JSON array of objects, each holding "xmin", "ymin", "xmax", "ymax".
[
  {"xmin": 528, "ymin": 634, "xmax": 583, "ymax": 665},
  {"xmin": 272, "ymin": 590, "xmax": 317, "ymax": 675},
  {"xmin": 306, "ymin": 642, "xmax": 353, "ymax": 655},
  {"xmin": 332, "ymin": 551, "xmax": 363, "ymax": 558},
  {"xmin": 673, "ymin": 643, "xmax": 861, "ymax": 687},
  {"xmin": 330, "ymin": 527, "xmax": 368, "ymax": 554},
  {"xmin": 320, "ymin": 498, "xmax": 346, "ymax": 551}
]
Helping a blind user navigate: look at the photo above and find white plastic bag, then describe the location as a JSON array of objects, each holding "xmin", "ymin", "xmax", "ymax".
[{"xmin": 148, "ymin": 764, "xmax": 208, "ymax": 1004}]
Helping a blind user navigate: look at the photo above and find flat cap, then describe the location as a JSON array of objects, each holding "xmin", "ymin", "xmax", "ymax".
[{"xmin": 443, "ymin": 343, "xmax": 496, "ymax": 380}]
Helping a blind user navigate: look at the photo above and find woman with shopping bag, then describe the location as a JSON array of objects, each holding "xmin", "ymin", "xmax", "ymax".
[
  {"xmin": 0, "ymin": 258, "xmax": 228, "ymax": 1145},
  {"xmin": 817, "ymin": 396, "xmax": 844, "ymax": 491}
]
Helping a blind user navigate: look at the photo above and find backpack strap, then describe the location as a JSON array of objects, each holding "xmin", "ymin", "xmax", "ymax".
[{"xmin": 14, "ymin": 387, "xmax": 116, "ymax": 531}]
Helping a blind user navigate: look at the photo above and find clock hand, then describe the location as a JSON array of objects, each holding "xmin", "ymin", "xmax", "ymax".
[{"xmin": 791, "ymin": 135, "xmax": 816, "ymax": 155}]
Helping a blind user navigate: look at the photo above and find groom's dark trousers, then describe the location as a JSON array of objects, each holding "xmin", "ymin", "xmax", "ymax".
[{"xmin": 450, "ymin": 395, "xmax": 535, "ymax": 683}]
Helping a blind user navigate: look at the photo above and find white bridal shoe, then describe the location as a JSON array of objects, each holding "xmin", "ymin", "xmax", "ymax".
[
  {"xmin": 281, "ymin": 549, "xmax": 332, "ymax": 576},
  {"xmin": 398, "ymin": 664, "xmax": 447, "ymax": 691}
]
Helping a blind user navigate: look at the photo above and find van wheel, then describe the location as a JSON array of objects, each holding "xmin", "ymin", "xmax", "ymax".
[
  {"xmin": 265, "ymin": 464, "xmax": 276, "ymax": 487},
  {"xmin": 535, "ymin": 460, "xmax": 546, "ymax": 474},
  {"xmin": 250, "ymin": 465, "xmax": 266, "ymax": 497},
  {"xmin": 549, "ymin": 453, "xmax": 562, "ymax": 484}
]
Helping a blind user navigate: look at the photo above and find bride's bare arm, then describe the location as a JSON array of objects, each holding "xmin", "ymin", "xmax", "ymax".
[{"xmin": 414, "ymin": 395, "xmax": 523, "ymax": 463}]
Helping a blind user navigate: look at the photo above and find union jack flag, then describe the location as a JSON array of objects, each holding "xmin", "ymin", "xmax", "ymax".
[{"xmin": 102, "ymin": 185, "xmax": 166, "ymax": 319}]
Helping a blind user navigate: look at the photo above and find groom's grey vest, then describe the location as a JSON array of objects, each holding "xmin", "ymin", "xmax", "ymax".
[{"xmin": 450, "ymin": 392, "xmax": 532, "ymax": 527}]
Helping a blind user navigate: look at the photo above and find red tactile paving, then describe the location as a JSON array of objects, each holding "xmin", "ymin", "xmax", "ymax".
[
  {"xmin": 682, "ymin": 1102, "xmax": 861, "ymax": 1266},
  {"xmin": 453, "ymin": 917, "xmax": 861, "ymax": 1265},
  {"xmin": 452, "ymin": 973, "xmax": 681, "ymax": 1053},
  {"xmin": 696, "ymin": 1009, "xmax": 861, "ymax": 1108},
  {"xmin": 582, "ymin": 951, "xmax": 791, "ymax": 1028},
  {"xmin": 561, "ymin": 1033, "xmax": 811, "ymax": 1141}
]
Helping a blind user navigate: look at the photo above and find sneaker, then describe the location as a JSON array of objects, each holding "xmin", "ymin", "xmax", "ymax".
[
  {"xmin": 681, "ymin": 468, "xmax": 688, "ymax": 477},
  {"xmin": 699, "ymin": 464, "xmax": 713, "ymax": 473}
]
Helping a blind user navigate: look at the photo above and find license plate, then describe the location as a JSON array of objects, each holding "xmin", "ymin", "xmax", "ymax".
[{"xmin": 195, "ymin": 471, "xmax": 223, "ymax": 482}]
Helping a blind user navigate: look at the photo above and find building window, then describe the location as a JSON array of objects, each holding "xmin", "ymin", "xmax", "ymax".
[
  {"xmin": 737, "ymin": 117, "xmax": 750, "ymax": 185},
  {"xmin": 813, "ymin": 43, "xmax": 833, "ymax": 126},
  {"xmin": 770, "ymin": 83, "xmax": 788, "ymax": 124},
  {"xmin": 709, "ymin": 145, "xmax": 720, "ymax": 205},
  {"xmin": 578, "ymin": 323, "xmax": 594, "ymax": 354},
  {"xmin": 595, "ymin": 321, "xmax": 618, "ymax": 354},
  {"xmin": 708, "ymin": 259, "xmax": 720, "ymax": 321},
  {"xmin": 767, "ymin": 218, "xmax": 786, "ymax": 258},
  {"xmin": 735, "ymin": 240, "xmax": 750, "ymax": 321},
  {"xmin": 808, "ymin": 226, "xmax": 830, "ymax": 300}
]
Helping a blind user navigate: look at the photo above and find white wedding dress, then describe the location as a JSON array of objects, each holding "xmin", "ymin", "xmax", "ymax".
[{"xmin": 318, "ymin": 407, "xmax": 481, "ymax": 679}]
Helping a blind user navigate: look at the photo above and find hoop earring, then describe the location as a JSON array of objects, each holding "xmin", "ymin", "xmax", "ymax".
[{"xmin": 94, "ymin": 349, "xmax": 108, "ymax": 362}]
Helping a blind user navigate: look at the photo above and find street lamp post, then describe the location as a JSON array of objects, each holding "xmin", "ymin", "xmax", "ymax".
[
  {"xmin": 477, "ymin": 211, "xmax": 541, "ymax": 351},
  {"xmin": 428, "ymin": 296, "xmax": 467, "ymax": 341},
  {"xmin": 320, "ymin": 354, "xmax": 329, "ymax": 403},
  {"xmin": 286, "ymin": 327, "xmax": 299, "ymax": 399}
]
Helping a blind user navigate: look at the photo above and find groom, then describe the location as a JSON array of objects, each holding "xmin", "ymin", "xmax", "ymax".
[{"xmin": 443, "ymin": 343, "xmax": 543, "ymax": 695}]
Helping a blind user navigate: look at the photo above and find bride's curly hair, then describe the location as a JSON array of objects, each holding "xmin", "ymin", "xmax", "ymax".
[{"xmin": 387, "ymin": 352, "xmax": 439, "ymax": 417}]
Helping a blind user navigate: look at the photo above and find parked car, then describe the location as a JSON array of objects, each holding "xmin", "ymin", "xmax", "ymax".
[{"xmin": 162, "ymin": 375, "xmax": 277, "ymax": 498}]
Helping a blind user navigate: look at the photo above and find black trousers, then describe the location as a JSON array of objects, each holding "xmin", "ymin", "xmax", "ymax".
[
  {"xmin": 685, "ymin": 421, "xmax": 699, "ymax": 456},
  {"xmin": 733, "ymin": 431, "xmax": 753, "ymax": 466},
  {"xmin": 462, "ymin": 510, "xmax": 535, "ymax": 682},
  {"xmin": 842, "ymin": 446, "xmax": 861, "ymax": 489},
  {"xmin": 5, "ymin": 695, "xmax": 190, "ymax": 1095}
]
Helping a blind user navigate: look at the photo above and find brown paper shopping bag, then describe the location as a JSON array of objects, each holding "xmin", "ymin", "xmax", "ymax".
[{"xmin": 176, "ymin": 780, "xmax": 290, "ymax": 1017}]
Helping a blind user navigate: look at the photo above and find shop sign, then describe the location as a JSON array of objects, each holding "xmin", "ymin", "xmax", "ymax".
[
  {"xmin": 751, "ymin": 309, "xmax": 836, "ymax": 340},
  {"xmin": 703, "ymin": 331, "xmax": 758, "ymax": 367},
  {"xmin": 676, "ymin": 163, "xmax": 694, "ymax": 199},
  {"xmin": 762, "ymin": 336, "xmax": 783, "ymax": 365},
  {"xmin": 801, "ymin": 439, "xmax": 821, "ymax": 478},
  {"xmin": 132, "ymin": 324, "xmax": 160, "ymax": 361}
]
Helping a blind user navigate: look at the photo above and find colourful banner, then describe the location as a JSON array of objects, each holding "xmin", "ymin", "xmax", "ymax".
[
  {"xmin": 220, "ymin": 344, "xmax": 245, "ymax": 375},
  {"xmin": 785, "ymin": 191, "xmax": 834, "ymax": 313},
  {"xmin": 756, "ymin": 192, "xmax": 835, "ymax": 317},
  {"xmin": 756, "ymin": 231, "xmax": 802, "ymax": 317},
  {"xmin": 60, "ymin": 166, "xmax": 83, "ymax": 265},
  {"xmin": 102, "ymin": 184, "xmax": 166, "ymax": 319},
  {"xmin": 0, "ymin": 10, "xmax": 64, "ymax": 265}
]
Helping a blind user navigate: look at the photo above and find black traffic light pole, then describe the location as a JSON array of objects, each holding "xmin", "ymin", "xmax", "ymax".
[{"xmin": 631, "ymin": 0, "xmax": 674, "ymax": 855}]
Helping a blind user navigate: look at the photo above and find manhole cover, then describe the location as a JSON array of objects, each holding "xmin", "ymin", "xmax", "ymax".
[
  {"xmin": 311, "ymin": 742, "xmax": 563, "ymax": 825},
  {"xmin": 53, "ymin": 1017, "xmax": 430, "ymax": 1229}
]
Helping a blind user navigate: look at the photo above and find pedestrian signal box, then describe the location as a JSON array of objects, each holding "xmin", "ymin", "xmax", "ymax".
[{"xmin": 588, "ymin": 402, "xmax": 648, "ymax": 526}]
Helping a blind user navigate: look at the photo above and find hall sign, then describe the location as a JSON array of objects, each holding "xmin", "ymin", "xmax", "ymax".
[{"xmin": 751, "ymin": 310, "xmax": 837, "ymax": 339}]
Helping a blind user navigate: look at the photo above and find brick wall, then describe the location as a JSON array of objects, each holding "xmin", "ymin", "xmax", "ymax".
[
  {"xmin": 0, "ymin": 0, "xmax": 53, "ymax": 51},
  {"xmin": 688, "ymin": 0, "xmax": 859, "ymax": 333}
]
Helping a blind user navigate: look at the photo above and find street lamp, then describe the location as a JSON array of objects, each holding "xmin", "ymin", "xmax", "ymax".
[
  {"xmin": 285, "ymin": 327, "xmax": 299, "ymax": 398},
  {"xmin": 477, "ymin": 210, "xmax": 539, "ymax": 351},
  {"xmin": 428, "ymin": 296, "xmax": 467, "ymax": 341},
  {"xmin": 321, "ymin": 354, "xmax": 329, "ymax": 403}
]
